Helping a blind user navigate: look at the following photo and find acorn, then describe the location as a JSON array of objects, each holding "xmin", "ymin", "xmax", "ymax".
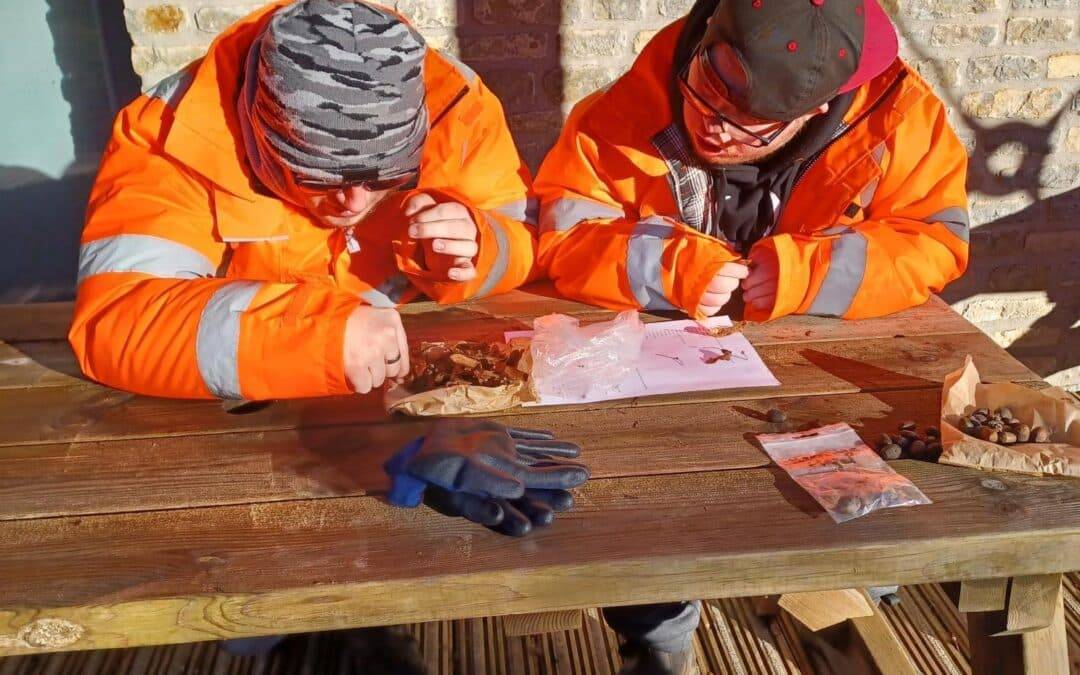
[
  {"xmin": 1015, "ymin": 424, "xmax": 1031, "ymax": 443},
  {"xmin": 978, "ymin": 427, "xmax": 999, "ymax": 443},
  {"xmin": 909, "ymin": 440, "xmax": 927, "ymax": 457},
  {"xmin": 766, "ymin": 408, "xmax": 787, "ymax": 424},
  {"xmin": 1033, "ymin": 427, "xmax": 1051, "ymax": 443},
  {"xmin": 836, "ymin": 496, "xmax": 864, "ymax": 516},
  {"xmin": 999, "ymin": 431, "xmax": 1017, "ymax": 445},
  {"xmin": 881, "ymin": 443, "xmax": 903, "ymax": 460}
]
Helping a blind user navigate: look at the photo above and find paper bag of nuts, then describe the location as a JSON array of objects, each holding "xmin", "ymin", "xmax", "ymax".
[
  {"xmin": 384, "ymin": 339, "xmax": 536, "ymax": 416},
  {"xmin": 939, "ymin": 356, "xmax": 1080, "ymax": 478}
]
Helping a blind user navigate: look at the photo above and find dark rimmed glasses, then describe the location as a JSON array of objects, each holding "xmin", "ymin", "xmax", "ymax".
[
  {"xmin": 294, "ymin": 169, "xmax": 419, "ymax": 194},
  {"xmin": 677, "ymin": 48, "xmax": 791, "ymax": 148}
]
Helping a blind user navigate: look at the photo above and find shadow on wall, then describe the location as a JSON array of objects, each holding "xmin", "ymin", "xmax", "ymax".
[
  {"xmin": 0, "ymin": 0, "xmax": 135, "ymax": 303},
  {"xmin": 891, "ymin": 15, "xmax": 1079, "ymax": 384},
  {"xmin": 452, "ymin": 0, "xmax": 564, "ymax": 172}
]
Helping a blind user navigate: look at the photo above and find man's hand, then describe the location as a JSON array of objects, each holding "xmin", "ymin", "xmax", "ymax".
[
  {"xmin": 404, "ymin": 193, "xmax": 479, "ymax": 282},
  {"xmin": 741, "ymin": 248, "xmax": 779, "ymax": 313},
  {"xmin": 343, "ymin": 306, "xmax": 410, "ymax": 394},
  {"xmin": 696, "ymin": 262, "xmax": 750, "ymax": 317}
]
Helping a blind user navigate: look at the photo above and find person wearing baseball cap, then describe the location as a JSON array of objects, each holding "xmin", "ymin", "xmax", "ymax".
[
  {"xmin": 535, "ymin": 0, "xmax": 969, "ymax": 327},
  {"xmin": 71, "ymin": 0, "xmax": 538, "ymax": 402},
  {"xmin": 535, "ymin": 0, "xmax": 968, "ymax": 672}
]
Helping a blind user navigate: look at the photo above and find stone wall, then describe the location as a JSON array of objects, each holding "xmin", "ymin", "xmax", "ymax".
[{"xmin": 122, "ymin": 0, "xmax": 1079, "ymax": 389}]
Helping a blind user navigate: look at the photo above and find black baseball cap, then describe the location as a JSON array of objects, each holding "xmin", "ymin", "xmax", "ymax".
[{"xmin": 700, "ymin": 0, "xmax": 899, "ymax": 122}]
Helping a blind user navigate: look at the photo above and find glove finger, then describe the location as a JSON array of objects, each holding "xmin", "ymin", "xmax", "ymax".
[
  {"xmin": 506, "ymin": 427, "xmax": 556, "ymax": 441},
  {"xmin": 524, "ymin": 488, "xmax": 575, "ymax": 512},
  {"xmin": 457, "ymin": 458, "xmax": 526, "ymax": 499},
  {"xmin": 424, "ymin": 485, "xmax": 505, "ymax": 526},
  {"xmin": 491, "ymin": 499, "xmax": 533, "ymax": 537},
  {"xmin": 515, "ymin": 439, "xmax": 582, "ymax": 458},
  {"xmin": 514, "ymin": 495, "xmax": 555, "ymax": 527},
  {"xmin": 517, "ymin": 463, "xmax": 591, "ymax": 490}
]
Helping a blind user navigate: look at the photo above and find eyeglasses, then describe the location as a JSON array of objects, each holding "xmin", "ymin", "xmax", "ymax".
[
  {"xmin": 677, "ymin": 48, "xmax": 791, "ymax": 148},
  {"xmin": 294, "ymin": 170, "xmax": 419, "ymax": 194}
]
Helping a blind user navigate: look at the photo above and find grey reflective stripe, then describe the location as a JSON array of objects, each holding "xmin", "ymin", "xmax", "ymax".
[
  {"xmin": 821, "ymin": 225, "xmax": 851, "ymax": 235},
  {"xmin": 927, "ymin": 206, "xmax": 971, "ymax": 242},
  {"xmin": 144, "ymin": 62, "xmax": 198, "ymax": 109},
  {"xmin": 78, "ymin": 235, "xmax": 216, "ymax": 284},
  {"xmin": 360, "ymin": 288, "xmax": 396, "ymax": 308},
  {"xmin": 476, "ymin": 212, "xmax": 511, "ymax": 298},
  {"xmin": 493, "ymin": 198, "xmax": 539, "ymax": 226},
  {"xmin": 626, "ymin": 216, "xmax": 677, "ymax": 311},
  {"xmin": 438, "ymin": 50, "xmax": 477, "ymax": 84},
  {"xmin": 540, "ymin": 197, "xmax": 623, "ymax": 234},
  {"xmin": 196, "ymin": 281, "xmax": 261, "ymax": 399},
  {"xmin": 871, "ymin": 143, "xmax": 886, "ymax": 165},
  {"xmin": 859, "ymin": 178, "xmax": 879, "ymax": 207},
  {"xmin": 807, "ymin": 231, "xmax": 868, "ymax": 318}
]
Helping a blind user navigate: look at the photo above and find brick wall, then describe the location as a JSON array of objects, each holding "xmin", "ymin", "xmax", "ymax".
[{"xmin": 122, "ymin": 0, "xmax": 1079, "ymax": 389}]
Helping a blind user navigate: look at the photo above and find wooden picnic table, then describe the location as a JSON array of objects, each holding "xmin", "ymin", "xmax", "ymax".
[{"xmin": 0, "ymin": 287, "xmax": 1077, "ymax": 673}]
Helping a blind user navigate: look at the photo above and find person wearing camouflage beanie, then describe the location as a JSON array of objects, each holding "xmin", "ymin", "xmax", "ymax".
[
  {"xmin": 238, "ymin": 0, "xmax": 429, "ymax": 202},
  {"xmin": 72, "ymin": 0, "xmax": 538, "ymax": 404}
]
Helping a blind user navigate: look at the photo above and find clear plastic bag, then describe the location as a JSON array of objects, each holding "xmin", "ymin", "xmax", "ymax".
[
  {"xmin": 757, "ymin": 423, "xmax": 931, "ymax": 523},
  {"xmin": 529, "ymin": 311, "xmax": 645, "ymax": 401}
]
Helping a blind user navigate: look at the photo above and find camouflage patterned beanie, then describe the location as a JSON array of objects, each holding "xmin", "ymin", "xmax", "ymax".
[{"xmin": 238, "ymin": 0, "xmax": 428, "ymax": 201}]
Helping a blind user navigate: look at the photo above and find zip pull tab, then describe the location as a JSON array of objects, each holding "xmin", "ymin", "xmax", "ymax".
[{"xmin": 344, "ymin": 228, "xmax": 361, "ymax": 254}]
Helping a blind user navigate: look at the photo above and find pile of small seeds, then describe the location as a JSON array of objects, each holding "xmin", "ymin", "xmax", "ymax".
[
  {"xmin": 958, "ymin": 407, "xmax": 1051, "ymax": 444},
  {"xmin": 876, "ymin": 421, "xmax": 942, "ymax": 462}
]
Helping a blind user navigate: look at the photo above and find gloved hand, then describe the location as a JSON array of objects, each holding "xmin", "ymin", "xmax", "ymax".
[{"xmin": 384, "ymin": 419, "xmax": 589, "ymax": 536}]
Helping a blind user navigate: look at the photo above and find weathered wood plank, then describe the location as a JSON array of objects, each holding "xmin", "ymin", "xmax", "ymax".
[
  {"xmin": 0, "ymin": 341, "xmax": 87, "ymax": 390},
  {"xmin": 0, "ymin": 294, "xmax": 972, "ymax": 346},
  {"xmin": 503, "ymin": 611, "xmax": 582, "ymax": 637},
  {"xmin": 0, "ymin": 462, "xmax": 1077, "ymax": 655},
  {"xmin": 0, "ymin": 330, "xmax": 1036, "ymax": 448},
  {"xmin": 778, "ymin": 589, "xmax": 874, "ymax": 631},
  {"xmin": 1021, "ymin": 590, "xmax": 1069, "ymax": 674},
  {"xmin": 1001, "ymin": 574, "xmax": 1063, "ymax": 635},
  {"xmin": 0, "ymin": 389, "xmax": 950, "ymax": 521},
  {"xmin": 0, "ymin": 296, "xmax": 978, "ymax": 392},
  {"xmin": 959, "ymin": 577, "xmax": 1009, "ymax": 613},
  {"xmin": 850, "ymin": 592, "xmax": 921, "ymax": 675},
  {"xmin": 0, "ymin": 302, "xmax": 73, "ymax": 342}
]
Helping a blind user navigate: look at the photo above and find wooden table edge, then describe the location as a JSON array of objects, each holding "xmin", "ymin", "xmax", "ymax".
[{"xmin": 2, "ymin": 528, "xmax": 1077, "ymax": 656}]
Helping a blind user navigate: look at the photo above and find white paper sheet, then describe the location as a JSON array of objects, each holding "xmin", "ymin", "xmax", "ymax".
[{"xmin": 505, "ymin": 316, "xmax": 780, "ymax": 406}]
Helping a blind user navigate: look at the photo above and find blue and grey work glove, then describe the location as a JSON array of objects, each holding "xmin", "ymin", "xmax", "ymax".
[{"xmin": 384, "ymin": 419, "xmax": 589, "ymax": 537}]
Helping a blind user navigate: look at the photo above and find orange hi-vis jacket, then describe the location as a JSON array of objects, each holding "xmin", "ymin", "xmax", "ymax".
[
  {"xmin": 70, "ymin": 1, "xmax": 537, "ymax": 400},
  {"xmin": 534, "ymin": 19, "xmax": 969, "ymax": 322}
]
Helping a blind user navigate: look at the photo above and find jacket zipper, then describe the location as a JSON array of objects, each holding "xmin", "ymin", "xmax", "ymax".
[
  {"xmin": 430, "ymin": 86, "xmax": 468, "ymax": 129},
  {"xmin": 777, "ymin": 71, "xmax": 909, "ymax": 226}
]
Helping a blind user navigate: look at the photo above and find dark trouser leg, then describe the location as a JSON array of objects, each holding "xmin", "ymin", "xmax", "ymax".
[
  {"xmin": 220, "ymin": 635, "xmax": 287, "ymax": 656},
  {"xmin": 603, "ymin": 601, "xmax": 701, "ymax": 653}
]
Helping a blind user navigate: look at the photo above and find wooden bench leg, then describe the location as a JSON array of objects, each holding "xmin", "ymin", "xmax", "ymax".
[
  {"xmin": 502, "ymin": 610, "xmax": 583, "ymax": 637},
  {"xmin": 777, "ymin": 589, "xmax": 873, "ymax": 631},
  {"xmin": 779, "ymin": 588, "xmax": 918, "ymax": 674},
  {"xmin": 963, "ymin": 574, "xmax": 1069, "ymax": 675},
  {"xmin": 849, "ymin": 593, "xmax": 920, "ymax": 675}
]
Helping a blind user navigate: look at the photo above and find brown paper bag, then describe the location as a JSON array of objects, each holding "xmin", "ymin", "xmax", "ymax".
[
  {"xmin": 938, "ymin": 356, "xmax": 1080, "ymax": 477},
  {"xmin": 384, "ymin": 340, "xmax": 535, "ymax": 416}
]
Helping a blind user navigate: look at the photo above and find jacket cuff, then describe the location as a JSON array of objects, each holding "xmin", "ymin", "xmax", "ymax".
[{"xmin": 746, "ymin": 234, "xmax": 812, "ymax": 322}]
